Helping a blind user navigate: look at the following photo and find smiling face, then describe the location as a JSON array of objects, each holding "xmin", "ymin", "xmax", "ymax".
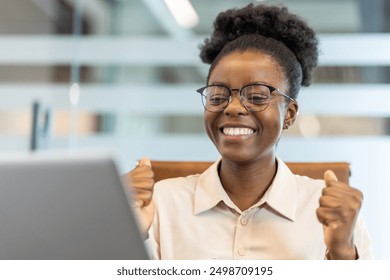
[{"xmin": 204, "ymin": 49, "xmax": 298, "ymax": 164}]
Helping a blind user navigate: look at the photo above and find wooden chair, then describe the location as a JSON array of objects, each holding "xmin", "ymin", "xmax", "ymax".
[{"xmin": 150, "ymin": 160, "xmax": 351, "ymax": 184}]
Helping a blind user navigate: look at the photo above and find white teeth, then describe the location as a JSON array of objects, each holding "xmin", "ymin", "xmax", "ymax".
[{"xmin": 223, "ymin": 127, "xmax": 254, "ymax": 136}]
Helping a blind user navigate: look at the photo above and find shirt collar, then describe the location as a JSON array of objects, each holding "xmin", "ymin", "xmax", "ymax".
[
  {"xmin": 262, "ymin": 157, "xmax": 298, "ymax": 221},
  {"xmin": 194, "ymin": 159, "xmax": 225, "ymax": 215},
  {"xmin": 194, "ymin": 157, "xmax": 298, "ymax": 221}
]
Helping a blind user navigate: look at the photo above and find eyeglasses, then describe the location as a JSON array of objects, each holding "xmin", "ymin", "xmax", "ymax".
[{"xmin": 196, "ymin": 83, "xmax": 294, "ymax": 113}]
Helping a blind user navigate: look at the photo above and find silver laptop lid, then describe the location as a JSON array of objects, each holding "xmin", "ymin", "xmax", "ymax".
[{"xmin": 0, "ymin": 152, "xmax": 149, "ymax": 260}]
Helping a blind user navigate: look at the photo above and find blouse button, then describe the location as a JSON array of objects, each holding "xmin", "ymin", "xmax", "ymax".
[
  {"xmin": 238, "ymin": 248, "xmax": 246, "ymax": 256},
  {"xmin": 240, "ymin": 218, "xmax": 248, "ymax": 226}
]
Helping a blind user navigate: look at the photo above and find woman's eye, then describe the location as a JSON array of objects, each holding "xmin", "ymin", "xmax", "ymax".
[
  {"xmin": 209, "ymin": 95, "xmax": 228, "ymax": 105},
  {"xmin": 247, "ymin": 94, "xmax": 269, "ymax": 104}
]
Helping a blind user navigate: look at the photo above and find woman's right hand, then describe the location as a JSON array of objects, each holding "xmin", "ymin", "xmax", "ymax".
[{"xmin": 123, "ymin": 157, "xmax": 155, "ymax": 238}]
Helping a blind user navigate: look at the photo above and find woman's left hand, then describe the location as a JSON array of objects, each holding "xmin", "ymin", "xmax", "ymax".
[{"xmin": 316, "ymin": 170, "xmax": 363, "ymax": 259}]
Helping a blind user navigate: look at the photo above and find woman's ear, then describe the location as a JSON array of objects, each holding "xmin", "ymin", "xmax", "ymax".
[{"xmin": 283, "ymin": 100, "xmax": 298, "ymax": 129}]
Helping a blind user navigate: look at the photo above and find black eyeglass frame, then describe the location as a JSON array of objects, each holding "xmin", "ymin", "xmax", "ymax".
[{"xmin": 196, "ymin": 83, "xmax": 295, "ymax": 113}]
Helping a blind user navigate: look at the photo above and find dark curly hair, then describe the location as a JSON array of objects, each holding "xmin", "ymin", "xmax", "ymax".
[{"xmin": 199, "ymin": 3, "xmax": 319, "ymax": 99}]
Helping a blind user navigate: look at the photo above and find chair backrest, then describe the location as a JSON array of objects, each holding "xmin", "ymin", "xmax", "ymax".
[{"xmin": 150, "ymin": 160, "xmax": 351, "ymax": 184}]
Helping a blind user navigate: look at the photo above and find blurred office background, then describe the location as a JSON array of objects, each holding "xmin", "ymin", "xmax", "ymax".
[{"xmin": 0, "ymin": 0, "xmax": 389, "ymax": 259}]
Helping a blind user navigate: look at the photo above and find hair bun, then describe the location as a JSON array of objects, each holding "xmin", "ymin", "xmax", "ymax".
[{"xmin": 199, "ymin": 3, "xmax": 319, "ymax": 86}]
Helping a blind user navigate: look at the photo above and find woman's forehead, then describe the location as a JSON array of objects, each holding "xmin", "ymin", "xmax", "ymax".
[{"xmin": 209, "ymin": 50, "xmax": 285, "ymax": 83}]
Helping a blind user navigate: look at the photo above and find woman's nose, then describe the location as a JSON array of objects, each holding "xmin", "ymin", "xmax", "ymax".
[{"xmin": 223, "ymin": 91, "xmax": 248, "ymax": 115}]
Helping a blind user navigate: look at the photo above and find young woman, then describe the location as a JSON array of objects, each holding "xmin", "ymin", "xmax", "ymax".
[{"xmin": 127, "ymin": 3, "xmax": 372, "ymax": 260}]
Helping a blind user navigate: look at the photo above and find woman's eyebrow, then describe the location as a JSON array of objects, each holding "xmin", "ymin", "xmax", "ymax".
[{"xmin": 208, "ymin": 82, "xmax": 229, "ymax": 86}]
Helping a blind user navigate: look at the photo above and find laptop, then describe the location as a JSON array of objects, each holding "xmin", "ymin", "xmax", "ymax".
[{"xmin": 0, "ymin": 151, "xmax": 149, "ymax": 260}]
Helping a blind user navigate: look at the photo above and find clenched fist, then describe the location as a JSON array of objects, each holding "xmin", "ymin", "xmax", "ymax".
[
  {"xmin": 123, "ymin": 157, "xmax": 155, "ymax": 239},
  {"xmin": 317, "ymin": 170, "xmax": 363, "ymax": 259}
]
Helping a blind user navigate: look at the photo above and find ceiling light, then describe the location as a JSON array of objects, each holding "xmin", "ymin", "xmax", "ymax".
[{"xmin": 163, "ymin": 0, "xmax": 199, "ymax": 29}]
